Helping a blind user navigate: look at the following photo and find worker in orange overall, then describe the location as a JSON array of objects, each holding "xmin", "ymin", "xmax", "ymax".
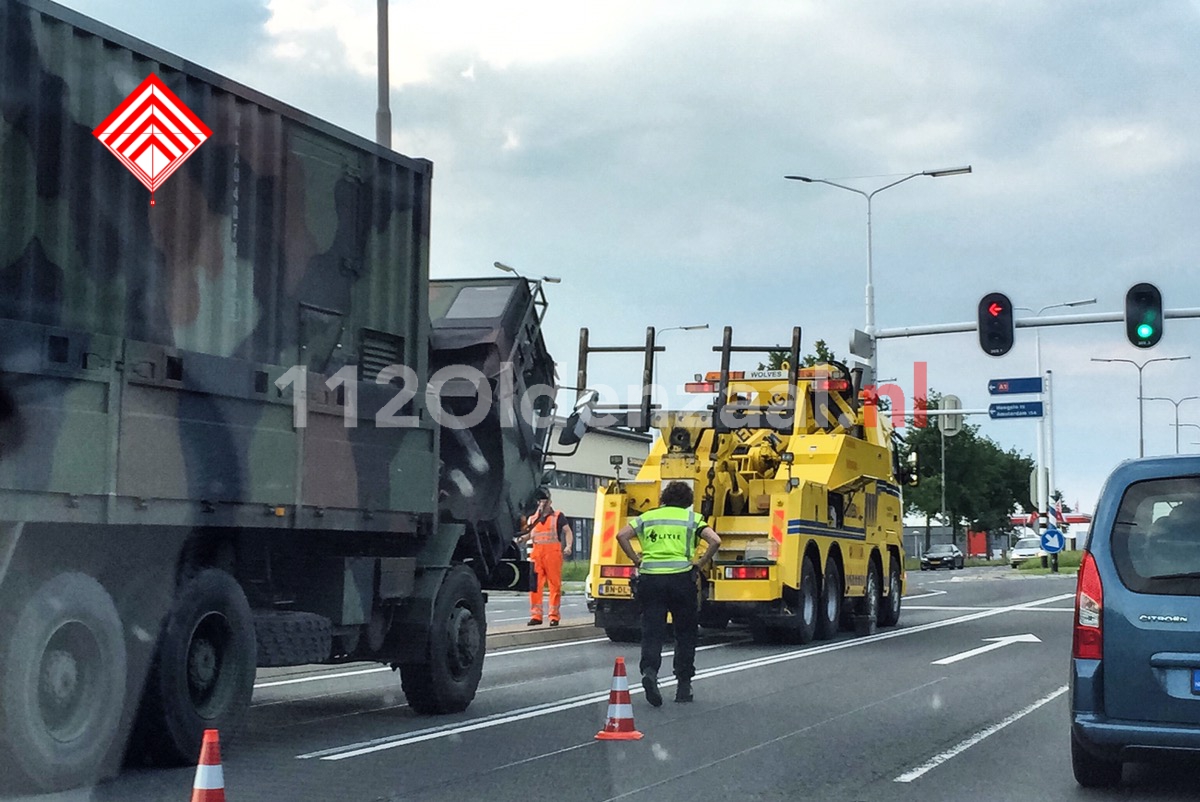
[{"xmin": 520, "ymin": 487, "xmax": 573, "ymax": 626}]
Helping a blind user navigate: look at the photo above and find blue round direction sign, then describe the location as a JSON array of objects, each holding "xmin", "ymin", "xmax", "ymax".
[{"xmin": 1041, "ymin": 527, "xmax": 1064, "ymax": 554}]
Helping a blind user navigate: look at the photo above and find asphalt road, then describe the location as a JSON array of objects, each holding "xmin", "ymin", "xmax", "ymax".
[{"xmin": 19, "ymin": 567, "xmax": 1200, "ymax": 802}]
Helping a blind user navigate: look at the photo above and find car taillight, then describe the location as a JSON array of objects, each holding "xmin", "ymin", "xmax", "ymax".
[
  {"xmin": 724, "ymin": 566, "xmax": 770, "ymax": 580},
  {"xmin": 600, "ymin": 565, "xmax": 635, "ymax": 579},
  {"xmin": 1073, "ymin": 551, "xmax": 1103, "ymax": 660}
]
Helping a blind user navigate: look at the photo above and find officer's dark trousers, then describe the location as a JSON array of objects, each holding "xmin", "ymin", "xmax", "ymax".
[{"xmin": 638, "ymin": 570, "xmax": 699, "ymax": 681}]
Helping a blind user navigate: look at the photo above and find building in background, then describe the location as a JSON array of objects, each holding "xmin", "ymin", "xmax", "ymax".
[{"xmin": 543, "ymin": 417, "xmax": 652, "ymax": 561}]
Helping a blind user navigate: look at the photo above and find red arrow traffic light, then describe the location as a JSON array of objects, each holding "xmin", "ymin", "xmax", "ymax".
[{"xmin": 978, "ymin": 292, "xmax": 1014, "ymax": 356}]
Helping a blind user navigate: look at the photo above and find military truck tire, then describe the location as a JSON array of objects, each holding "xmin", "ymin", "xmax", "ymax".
[
  {"xmin": 605, "ymin": 627, "xmax": 641, "ymax": 643},
  {"xmin": 401, "ymin": 566, "xmax": 485, "ymax": 715},
  {"xmin": 815, "ymin": 556, "xmax": 842, "ymax": 640},
  {"xmin": 878, "ymin": 556, "xmax": 903, "ymax": 628},
  {"xmin": 253, "ymin": 611, "xmax": 333, "ymax": 667},
  {"xmin": 132, "ymin": 569, "xmax": 256, "ymax": 766},
  {"xmin": 0, "ymin": 572, "xmax": 127, "ymax": 793}
]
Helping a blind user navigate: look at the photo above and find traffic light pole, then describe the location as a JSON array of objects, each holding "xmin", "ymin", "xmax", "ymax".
[{"xmin": 875, "ymin": 307, "xmax": 1200, "ymax": 340}]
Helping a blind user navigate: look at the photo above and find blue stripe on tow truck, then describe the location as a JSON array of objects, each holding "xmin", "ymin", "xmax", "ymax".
[{"xmin": 786, "ymin": 519, "xmax": 868, "ymax": 541}]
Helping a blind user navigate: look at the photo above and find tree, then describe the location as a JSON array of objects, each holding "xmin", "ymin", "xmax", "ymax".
[
  {"xmin": 899, "ymin": 392, "xmax": 1034, "ymax": 549},
  {"xmin": 759, "ymin": 339, "xmax": 839, "ymax": 371}
]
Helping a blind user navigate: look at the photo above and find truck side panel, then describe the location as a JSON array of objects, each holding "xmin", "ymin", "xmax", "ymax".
[{"xmin": 1, "ymin": 0, "xmax": 439, "ymax": 528}]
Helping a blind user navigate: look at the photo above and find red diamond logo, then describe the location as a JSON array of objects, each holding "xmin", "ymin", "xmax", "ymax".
[{"xmin": 93, "ymin": 74, "xmax": 212, "ymax": 205}]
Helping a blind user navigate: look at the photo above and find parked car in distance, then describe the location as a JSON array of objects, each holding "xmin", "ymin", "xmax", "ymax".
[
  {"xmin": 1070, "ymin": 456, "xmax": 1200, "ymax": 788},
  {"xmin": 1010, "ymin": 536, "xmax": 1046, "ymax": 568},
  {"xmin": 921, "ymin": 543, "xmax": 964, "ymax": 570}
]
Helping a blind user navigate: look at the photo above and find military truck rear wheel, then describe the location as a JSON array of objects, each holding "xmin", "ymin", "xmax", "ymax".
[
  {"xmin": 401, "ymin": 566, "xmax": 486, "ymax": 715},
  {"xmin": 815, "ymin": 556, "xmax": 842, "ymax": 640},
  {"xmin": 132, "ymin": 569, "xmax": 256, "ymax": 766},
  {"xmin": 878, "ymin": 556, "xmax": 903, "ymax": 628},
  {"xmin": 0, "ymin": 572, "xmax": 127, "ymax": 793}
]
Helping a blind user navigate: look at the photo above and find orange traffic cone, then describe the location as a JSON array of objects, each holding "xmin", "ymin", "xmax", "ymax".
[
  {"xmin": 190, "ymin": 729, "xmax": 226, "ymax": 802},
  {"xmin": 595, "ymin": 656, "xmax": 644, "ymax": 740}
]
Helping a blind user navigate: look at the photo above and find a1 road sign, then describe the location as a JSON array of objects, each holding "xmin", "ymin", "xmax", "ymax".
[
  {"xmin": 1041, "ymin": 527, "xmax": 1064, "ymax": 554},
  {"xmin": 988, "ymin": 377, "xmax": 1043, "ymax": 395},
  {"xmin": 989, "ymin": 401, "xmax": 1044, "ymax": 420}
]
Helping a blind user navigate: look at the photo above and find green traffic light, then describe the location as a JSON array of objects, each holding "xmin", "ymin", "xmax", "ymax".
[{"xmin": 1137, "ymin": 323, "xmax": 1155, "ymax": 339}]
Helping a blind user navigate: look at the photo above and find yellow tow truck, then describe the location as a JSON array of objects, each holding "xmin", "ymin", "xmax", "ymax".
[{"xmin": 579, "ymin": 326, "xmax": 916, "ymax": 643}]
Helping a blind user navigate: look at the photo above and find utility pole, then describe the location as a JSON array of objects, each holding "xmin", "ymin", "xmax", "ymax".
[{"xmin": 376, "ymin": 0, "xmax": 392, "ymax": 149}]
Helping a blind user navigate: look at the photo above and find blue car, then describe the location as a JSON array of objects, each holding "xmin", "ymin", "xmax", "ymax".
[{"xmin": 1070, "ymin": 456, "xmax": 1200, "ymax": 787}]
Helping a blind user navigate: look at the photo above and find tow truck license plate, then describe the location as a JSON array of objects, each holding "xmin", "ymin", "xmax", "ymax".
[{"xmin": 598, "ymin": 583, "xmax": 632, "ymax": 597}]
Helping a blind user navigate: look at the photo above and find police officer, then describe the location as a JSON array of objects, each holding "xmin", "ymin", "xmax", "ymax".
[{"xmin": 615, "ymin": 481, "xmax": 720, "ymax": 706}]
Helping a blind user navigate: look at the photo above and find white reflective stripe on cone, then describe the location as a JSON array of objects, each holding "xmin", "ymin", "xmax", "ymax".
[
  {"xmin": 193, "ymin": 763, "xmax": 225, "ymax": 790},
  {"xmin": 611, "ymin": 675, "xmax": 629, "ymax": 692},
  {"xmin": 607, "ymin": 704, "xmax": 634, "ymax": 719}
]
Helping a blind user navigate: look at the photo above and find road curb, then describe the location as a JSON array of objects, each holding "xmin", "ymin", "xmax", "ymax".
[{"xmin": 487, "ymin": 623, "xmax": 603, "ymax": 650}]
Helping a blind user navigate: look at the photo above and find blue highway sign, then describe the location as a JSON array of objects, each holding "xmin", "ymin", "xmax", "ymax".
[
  {"xmin": 989, "ymin": 401, "xmax": 1044, "ymax": 420},
  {"xmin": 988, "ymin": 377, "xmax": 1043, "ymax": 395}
]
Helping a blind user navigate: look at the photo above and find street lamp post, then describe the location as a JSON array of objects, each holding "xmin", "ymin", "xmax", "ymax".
[
  {"xmin": 784, "ymin": 166, "xmax": 972, "ymax": 381},
  {"xmin": 651, "ymin": 324, "xmax": 709, "ymax": 401},
  {"xmin": 1170, "ymin": 422, "xmax": 1200, "ymax": 452},
  {"xmin": 493, "ymin": 261, "xmax": 561, "ymax": 284},
  {"xmin": 1091, "ymin": 356, "xmax": 1192, "ymax": 457},
  {"xmin": 1145, "ymin": 396, "xmax": 1200, "ymax": 454},
  {"xmin": 1016, "ymin": 298, "xmax": 1096, "ymax": 533}
]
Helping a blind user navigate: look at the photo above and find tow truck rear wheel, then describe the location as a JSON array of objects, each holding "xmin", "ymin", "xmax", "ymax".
[
  {"xmin": 780, "ymin": 555, "xmax": 819, "ymax": 644},
  {"xmin": 878, "ymin": 556, "xmax": 903, "ymax": 628},
  {"xmin": 815, "ymin": 556, "xmax": 842, "ymax": 640},
  {"xmin": 854, "ymin": 557, "xmax": 882, "ymax": 636},
  {"xmin": 604, "ymin": 627, "xmax": 641, "ymax": 643}
]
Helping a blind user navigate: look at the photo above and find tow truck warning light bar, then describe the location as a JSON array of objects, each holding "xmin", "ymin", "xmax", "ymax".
[{"xmin": 685, "ymin": 370, "xmax": 850, "ymax": 393}]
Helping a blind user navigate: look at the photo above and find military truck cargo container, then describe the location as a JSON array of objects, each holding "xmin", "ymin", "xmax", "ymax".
[{"xmin": 0, "ymin": 0, "xmax": 562, "ymax": 792}]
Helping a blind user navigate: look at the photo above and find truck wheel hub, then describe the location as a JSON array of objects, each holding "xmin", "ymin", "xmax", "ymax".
[
  {"xmin": 447, "ymin": 606, "xmax": 480, "ymax": 677},
  {"xmin": 38, "ymin": 622, "xmax": 98, "ymax": 738}
]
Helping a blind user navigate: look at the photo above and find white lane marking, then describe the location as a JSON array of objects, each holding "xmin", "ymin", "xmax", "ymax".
[
  {"xmin": 492, "ymin": 741, "xmax": 597, "ymax": 771},
  {"xmin": 931, "ymin": 634, "xmax": 1041, "ymax": 666},
  {"xmin": 903, "ymin": 590, "xmax": 949, "ymax": 600},
  {"xmin": 254, "ymin": 637, "xmax": 611, "ymax": 690},
  {"xmin": 894, "ymin": 685, "xmax": 1069, "ymax": 783},
  {"xmin": 256, "ymin": 667, "xmax": 388, "ymax": 690},
  {"xmin": 299, "ymin": 592, "xmax": 1073, "ymax": 761},
  {"xmin": 602, "ymin": 678, "xmax": 948, "ymax": 802},
  {"xmin": 905, "ymin": 605, "xmax": 1073, "ymax": 612}
]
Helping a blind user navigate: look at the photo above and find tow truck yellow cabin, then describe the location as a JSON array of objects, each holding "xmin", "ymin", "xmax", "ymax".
[{"xmin": 579, "ymin": 326, "xmax": 916, "ymax": 644}]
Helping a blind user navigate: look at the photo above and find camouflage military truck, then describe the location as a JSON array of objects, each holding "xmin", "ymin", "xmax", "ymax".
[{"xmin": 0, "ymin": 0, "xmax": 570, "ymax": 792}]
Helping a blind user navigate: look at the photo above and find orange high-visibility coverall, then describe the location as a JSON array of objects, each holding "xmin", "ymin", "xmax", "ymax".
[{"xmin": 529, "ymin": 513, "xmax": 564, "ymax": 623}]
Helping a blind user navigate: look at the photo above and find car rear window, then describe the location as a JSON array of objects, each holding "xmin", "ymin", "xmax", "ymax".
[{"xmin": 1111, "ymin": 476, "xmax": 1200, "ymax": 596}]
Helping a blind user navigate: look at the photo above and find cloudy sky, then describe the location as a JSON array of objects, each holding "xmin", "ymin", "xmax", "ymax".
[{"xmin": 59, "ymin": 0, "xmax": 1200, "ymax": 516}]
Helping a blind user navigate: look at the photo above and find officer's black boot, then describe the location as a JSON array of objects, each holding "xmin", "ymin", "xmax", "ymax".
[
  {"xmin": 675, "ymin": 679, "xmax": 693, "ymax": 703},
  {"xmin": 642, "ymin": 669, "xmax": 663, "ymax": 707}
]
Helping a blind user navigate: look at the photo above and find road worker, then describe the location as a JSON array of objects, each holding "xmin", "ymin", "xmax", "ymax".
[
  {"xmin": 615, "ymin": 481, "xmax": 720, "ymax": 705},
  {"xmin": 519, "ymin": 487, "xmax": 573, "ymax": 626}
]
